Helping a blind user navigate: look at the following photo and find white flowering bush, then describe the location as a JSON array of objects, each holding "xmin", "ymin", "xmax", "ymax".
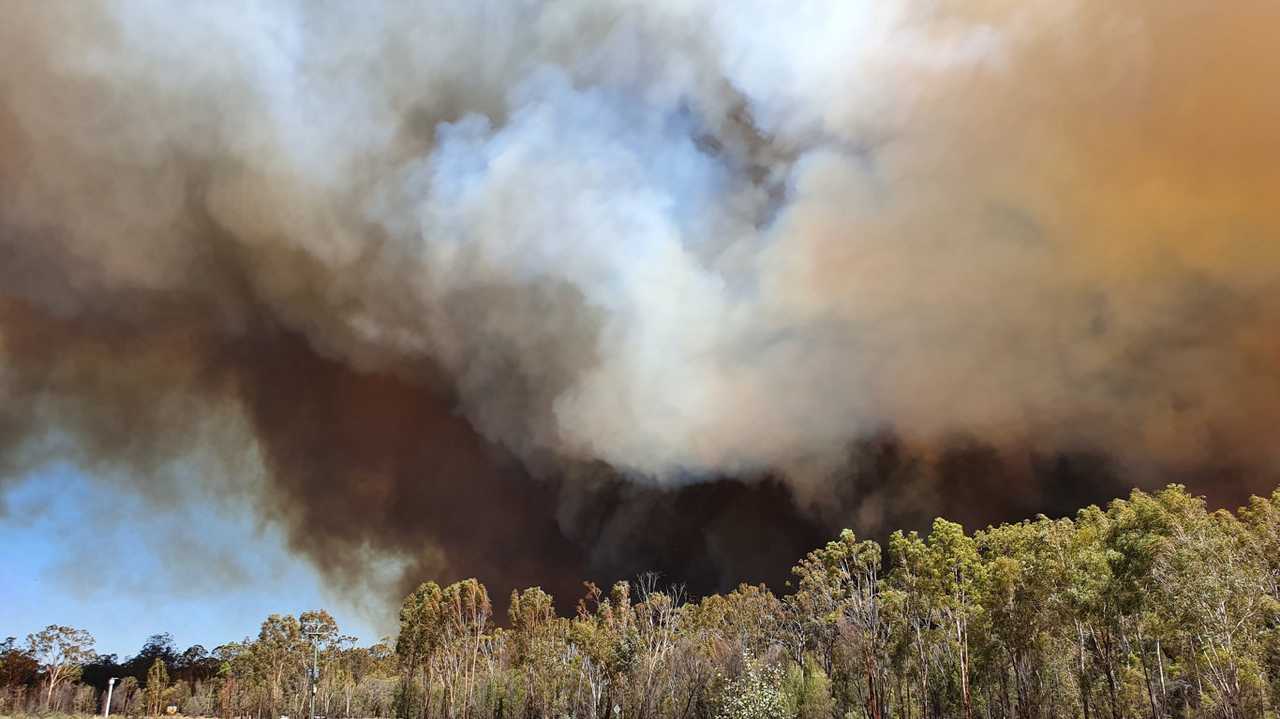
[{"xmin": 715, "ymin": 651, "xmax": 791, "ymax": 719}]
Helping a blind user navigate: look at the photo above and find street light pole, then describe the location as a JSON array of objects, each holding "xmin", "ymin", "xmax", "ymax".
[
  {"xmin": 103, "ymin": 677, "xmax": 117, "ymax": 718},
  {"xmin": 310, "ymin": 640, "xmax": 318, "ymax": 719},
  {"xmin": 303, "ymin": 628, "xmax": 324, "ymax": 719}
]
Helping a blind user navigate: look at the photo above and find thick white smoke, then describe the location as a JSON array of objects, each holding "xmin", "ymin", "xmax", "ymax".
[{"xmin": 2, "ymin": 0, "xmax": 1279, "ymax": 497}]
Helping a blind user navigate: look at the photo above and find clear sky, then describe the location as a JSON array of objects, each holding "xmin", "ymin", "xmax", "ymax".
[{"xmin": 1, "ymin": 465, "xmax": 380, "ymax": 658}]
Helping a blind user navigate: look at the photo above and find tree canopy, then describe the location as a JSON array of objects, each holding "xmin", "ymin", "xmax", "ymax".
[{"xmin": 5, "ymin": 483, "xmax": 1280, "ymax": 718}]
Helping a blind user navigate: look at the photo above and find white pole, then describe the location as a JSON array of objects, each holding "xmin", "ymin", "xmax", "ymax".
[
  {"xmin": 104, "ymin": 678, "xmax": 117, "ymax": 718},
  {"xmin": 309, "ymin": 637, "xmax": 319, "ymax": 719}
]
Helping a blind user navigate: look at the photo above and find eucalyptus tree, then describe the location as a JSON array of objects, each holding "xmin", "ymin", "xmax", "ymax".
[{"xmin": 25, "ymin": 625, "xmax": 95, "ymax": 711}]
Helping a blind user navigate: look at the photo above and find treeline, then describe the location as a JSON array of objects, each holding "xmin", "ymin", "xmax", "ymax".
[
  {"xmin": 1, "ymin": 615, "xmax": 399, "ymax": 718},
  {"xmin": 5, "ymin": 484, "xmax": 1280, "ymax": 718}
]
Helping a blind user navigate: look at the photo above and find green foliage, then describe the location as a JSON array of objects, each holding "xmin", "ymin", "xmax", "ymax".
[
  {"xmin": 144, "ymin": 657, "xmax": 169, "ymax": 716},
  {"xmin": 781, "ymin": 656, "xmax": 832, "ymax": 719},
  {"xmin": 12, "ymin": 483, "xmax": 1280, "ymax": 719},
  {"xmin": 25, "ymin": 625, "xmax": 95, "ymax": 711},
  {"xmin": 377, "ymin": 486, "xmax": 1280, "ymax": 719}
]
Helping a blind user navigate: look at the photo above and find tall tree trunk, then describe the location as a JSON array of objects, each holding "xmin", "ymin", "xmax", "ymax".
[
  {"xmin": 915, "ymin": 623, "xmax": 930, "ymax": 719},
  {"xmin": 1076, "ymin": 621, "xmax": 1093, "ymax": 719},
  {"xmin": 958, "ymin": 618, "xmax": 972, "ymax": 719},
  {"xmin": 1005, "ymin": 656, "xmax": 1017, "ymax": 719},
  {"xmin": 1154, "ymin": 638, "xmax": 1166, "ymax": 719},
  {"xmin": 1134, "ymin": 627, "xmax": 1158, "ymax": 719}
]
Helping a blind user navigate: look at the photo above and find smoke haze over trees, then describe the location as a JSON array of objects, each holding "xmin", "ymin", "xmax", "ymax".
[{"xmin": 2, "ymin": 0, "xmax": 1279, "ymax": 622}]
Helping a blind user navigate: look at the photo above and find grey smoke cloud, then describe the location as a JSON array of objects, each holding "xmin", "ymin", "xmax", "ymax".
[{"xmin": 2, "ymin": 0, "xmax": 1279, "ymax": 602}]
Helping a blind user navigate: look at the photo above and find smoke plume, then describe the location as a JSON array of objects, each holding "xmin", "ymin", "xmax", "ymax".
[{"xmin": 2, "ymin": 0, "xmax": 1278, "ymax": 611}]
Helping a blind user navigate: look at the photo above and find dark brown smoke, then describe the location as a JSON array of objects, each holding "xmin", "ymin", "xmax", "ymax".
[{"xmin": 3, "ymin": 283, "xmax": 1266, "ymax": 615}]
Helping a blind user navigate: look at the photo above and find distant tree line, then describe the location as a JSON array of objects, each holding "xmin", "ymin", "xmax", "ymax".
[
  {"xmin": 5, "ymin": 484, "xmax": 1280, "ymax": 718},
  {"xmin": 1, "ymin": 614, "xmax": 398, "ymax": 719}
]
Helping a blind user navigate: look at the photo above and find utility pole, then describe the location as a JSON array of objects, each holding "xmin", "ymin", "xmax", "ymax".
[
  {"xmin": 303, "ymin": 627, "xmax": 324, "ymax": 719},
  {"xmin": 103, "ymin": 677, "xmax": 117, "ymax": 718}
]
